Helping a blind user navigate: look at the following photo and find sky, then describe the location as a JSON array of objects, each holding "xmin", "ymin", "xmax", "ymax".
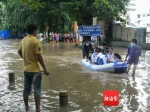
[{"xmin": 136, "ymin": 0, "xmax": 150, "ymax": 14}]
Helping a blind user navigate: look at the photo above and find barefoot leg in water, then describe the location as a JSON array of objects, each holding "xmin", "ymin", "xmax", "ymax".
[{"xmin": 126, "ymin": 64, "xmax": 131, "ymax": 74}]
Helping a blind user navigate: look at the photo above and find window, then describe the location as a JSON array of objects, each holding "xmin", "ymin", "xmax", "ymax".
[
  {"xmin": 126, "ymin": 16, "xmax": 130, "ymax": 19},
  {"xmin": 137, "ymin": 14, "xmax": 140, "ymax": 18}
]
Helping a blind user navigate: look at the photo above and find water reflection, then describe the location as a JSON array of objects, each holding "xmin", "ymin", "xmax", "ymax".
[{"xmin": 0, "ymin": 40, "xmax": 150, "ymax": 112}]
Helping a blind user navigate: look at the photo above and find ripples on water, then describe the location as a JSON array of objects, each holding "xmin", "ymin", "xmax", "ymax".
[{"xmin": 0, "ymin": 40, "xmax": 150, "ymax": 112}]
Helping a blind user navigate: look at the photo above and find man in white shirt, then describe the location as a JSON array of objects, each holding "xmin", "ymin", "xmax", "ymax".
[
  {"xmin": 91, "ymin": 36, "xmax": 97, "ymax": 45},
  {"xmin": 100, "ymin": 33, "xmax": 105, "ymax": 41}
]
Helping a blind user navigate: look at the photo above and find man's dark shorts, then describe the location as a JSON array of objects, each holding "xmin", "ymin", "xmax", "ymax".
[{"xmin": 23, "ymin": 72, "xmax": 42, "ymax": 95}]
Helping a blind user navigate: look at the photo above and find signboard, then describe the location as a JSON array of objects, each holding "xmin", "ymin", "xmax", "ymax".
[{"xmin": 77, "ymin": 25, "xmax": 101, "ymax": 36}]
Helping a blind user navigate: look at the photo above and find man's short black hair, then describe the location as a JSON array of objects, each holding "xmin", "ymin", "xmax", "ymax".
[
  {"xmin": 27, "ymin": 24, "xmax": 38, "ymax": 34},
  {"xmin": 97, "ymin": 48, "xmax": 101, "ymax": 52},
  {"xmin": 132, "ymin": 39, "xmax": 137, "ymax": 43},
  {"xmin": 104, "ymin": 49, "xmax": 109, "ymax": 53}
]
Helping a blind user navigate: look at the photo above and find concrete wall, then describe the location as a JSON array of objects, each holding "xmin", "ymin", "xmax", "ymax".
[
  {"xmin": 88, "ymin": 21, "xmax": 150, "ymax": 49},
  {"xmin": 108, "ymin": 41, "xmax": 150, "ymax": 50},
  {"xmin": 97, "ymin": 21, "xmax": 111, "ymax": 39},
  {"xmin": 108, "ymin": 27, "xmax": 150, "ymax": 49},
  {"xmin": 112, "ymin": 24, "xmax": 136, "ymax": 41}
]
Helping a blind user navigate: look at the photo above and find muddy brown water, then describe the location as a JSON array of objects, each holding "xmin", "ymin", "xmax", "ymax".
[{"xmin": 0, "ymin": 40, "xmax": 150, "ymax": 112}]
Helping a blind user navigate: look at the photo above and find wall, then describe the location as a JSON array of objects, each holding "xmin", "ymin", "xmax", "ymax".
[
  {"xmin": 109, "ymin": 25, "xmax": 150, "ymax": 49},
  {"xmin": 112, "ymin": 24, "xmax": 136, "ymax": 41},
  {"xmin": 97, "ymin": 20, "xmax": 111, "ymax": 38},
  {"xmin": 147, "ymin": 24, "xmax": 150, "ymax": 32},
  {"xmin": 108, "ymin": 41, "xmax": 150, "ymax": 50}
]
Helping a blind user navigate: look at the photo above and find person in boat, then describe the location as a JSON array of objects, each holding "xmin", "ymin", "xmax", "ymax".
[
  {"xmin": 113, "ymin": 53, "xmax": 123, "ymax": 62},
  {"xmin": 100, "ymin": 45, "xmax": 104, "ymax": 50},
  {"xmin": 108, "ymin": 48, "xmax": 114, "ymax": 63},
  {"xmin": 104, "ymin": 46, "xmax": 109, "ymax": 50},
  {"xmin": 93, "ymin": 46, "xmax": 98, "ymax": 52},
  {"xmin": 91, "ymin": 48, "xmax": 99, "ymax": 64},
  {"xmin": 82, "ymin": 39, "xmax": 93, "ymax": 59},
  {"xmin": 96, "ymin": 48, "xmax": 102, "ymax": 63},
  {"xmin": 98, "ymin": 49, "xmax": 109, "ymax": 65}
]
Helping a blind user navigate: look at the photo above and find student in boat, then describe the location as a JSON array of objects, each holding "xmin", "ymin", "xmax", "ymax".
[
  {"xmin": 104, "ymin": 46, "xmax": 109, "ymax": 50},
  {"xmin": 100, "ymin": 45, "xmax": 104, "ymax": 50},
  {"xmin": 113, "ymin": 53, "xmax": 123, "ymax": 63},
  {"xmin": 93, "ymin": 48, "xmax": 102, "ymax": 64},
  {"xmin": 91, "ymin": 48, "xmax": 99, "ymax": 64},
  {"xmin": 93, "ymin": 46, "xmax": 98, "ymax": 53},
  {"xmin": 98, "ymin": 49, "xmax": 109, "ymax": 65},
  {"xmin": 108, "ymin": 48, "xmax": 114, "ymax": 63},
  {"xmin": 96, "ymin": 48, "xmax": 102, "ymax": 63}
]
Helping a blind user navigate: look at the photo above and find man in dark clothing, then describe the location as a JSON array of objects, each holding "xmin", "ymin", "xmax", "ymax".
[{"xmin": 82, "ymin": 40, "xmax": 93, "ymax": 59}]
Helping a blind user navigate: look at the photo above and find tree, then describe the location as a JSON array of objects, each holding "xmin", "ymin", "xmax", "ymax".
[
  {"xmin": 19, "ymin": 0, "xmax": 129, "ymax": 39},
  {"xmin": 0, "ymin": 0, "xmax": 129, "ymax": 38},
  {"xmin": 1, "ymin": 0, "xmax": 39, "ymax": 34},
  {"xmin": 0, "ymin": 0, "xmax": 73, "ymax": 33},
  {"xmin": 19, "ymin": 0, "xmax": 129, "ymax": 23}
]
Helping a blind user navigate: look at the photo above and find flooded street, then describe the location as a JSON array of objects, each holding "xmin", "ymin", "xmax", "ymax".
[{"xmin": 0, "ymin": 40, "xmax": 150, "ymax": 112}]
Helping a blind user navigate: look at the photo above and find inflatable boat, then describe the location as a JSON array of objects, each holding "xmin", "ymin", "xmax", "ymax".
[{"xmin": 82, "ymin": 59, "xmax": 127, "ymax": 73}]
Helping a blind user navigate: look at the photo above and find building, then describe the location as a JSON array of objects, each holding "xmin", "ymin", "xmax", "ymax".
[
  {"xmin": 125, "ymin": 0, "xmax": 137, "ymax": 26},
  {"xmin": 124, "ymin": 0, "xmax": 150, "ymax": 27}
]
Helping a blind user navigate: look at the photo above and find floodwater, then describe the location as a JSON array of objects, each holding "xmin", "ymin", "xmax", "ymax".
[{"xmin": 0, "ymin": 40, "xmax": 150, "ymax": 112}]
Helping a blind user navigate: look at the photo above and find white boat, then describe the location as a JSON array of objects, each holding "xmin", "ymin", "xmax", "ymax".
[{"xmin": 82, "ymin": 59, "xmax": 127, "ymax": 73}]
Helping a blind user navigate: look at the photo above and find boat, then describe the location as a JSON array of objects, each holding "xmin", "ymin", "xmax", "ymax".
[{"xmin": 82, "ymin": 59, "xmax": 127, "ymax": 73}]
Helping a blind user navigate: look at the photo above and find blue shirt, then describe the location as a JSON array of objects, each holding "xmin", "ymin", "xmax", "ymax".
[
  {"xmin": 126, "ymin": 45, "xmax": 141, "ymax": 65},
  {"xmin": 114, "ymin": 59, "xmax": 119, "ymax": 63},
  {"xmin": 98, "ymin": 54, "xmax": 108, "ymax": 65}
]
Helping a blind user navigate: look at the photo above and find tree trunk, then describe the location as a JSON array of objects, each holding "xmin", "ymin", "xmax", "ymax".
[
  {"xmin": 82, "ymin": 11, "xmax": 92, "ymax": 43},
  {"xmin": 82, "ymin": 0, "xmax": 95, "ymax": 43}
]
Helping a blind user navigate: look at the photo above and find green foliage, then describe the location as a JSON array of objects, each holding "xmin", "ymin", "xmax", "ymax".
[
  {"xmin": 0, "ymin": 0, "xmax": 129, "ymax": 33},
  {"xmin": 19, "ymin": 0, "xmax": 129, "ymax": 24},
  {"xmin": 1, "ymin": 0, "xmax": 40, "ymax": 33},
  {"xmin": 93, "ymin": 0, "xmax": 129, "ymax": 21}
]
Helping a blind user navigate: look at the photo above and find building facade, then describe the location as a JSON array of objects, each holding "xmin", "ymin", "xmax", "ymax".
[{"xmin": 124, "ymin": 0, "xmax": 150, "ymax": 27}]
